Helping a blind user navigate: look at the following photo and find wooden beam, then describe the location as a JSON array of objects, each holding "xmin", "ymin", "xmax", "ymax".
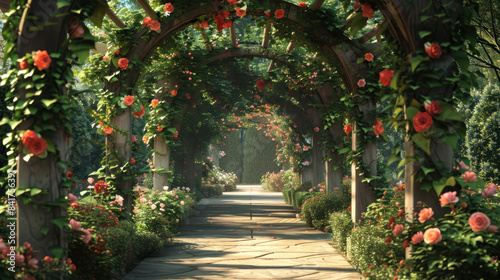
[
  {"xmin": 359, "ymin": 21, "xmax": 386, "ymax": 44},
  {"xmin": 105, "ymin": 7, "xmax": 127, "ymax": 28},
  {"xmin": 199, "ymin": 28, "xmax": 213, "ymax": 51},
  {"xmin": 311, "ymin": 0, "xmax": 326, "ymax": 10},
  {"xmin": 262, "ymin": 23, "xmax": 271, "ymax": 49},
  {"xmin": 135, "ymin": 0, "xmax": 158, "ymax": 19},
  {"xmin": 230, "ymin": 24, "xmax": 237, "ymax": 47}
]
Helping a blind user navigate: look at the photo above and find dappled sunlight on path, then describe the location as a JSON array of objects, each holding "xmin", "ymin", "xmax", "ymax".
[{"xmin": 124, "ymin": 185, "xmax": 362, "ymax": 279}]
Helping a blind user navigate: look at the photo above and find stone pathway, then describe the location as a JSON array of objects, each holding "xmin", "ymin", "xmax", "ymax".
[{"xmin": 124, "ymin": 185, "xmax": 362, "ymax": 280}]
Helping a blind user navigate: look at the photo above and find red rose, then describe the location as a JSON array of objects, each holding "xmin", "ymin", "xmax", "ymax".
[
  {"xmin": 132, "ymin": 105, "xmax": 145, "ymax": 118},
  {"xmin": 413, "ymin": 112, "xmax": 433, "ymax": 132},
  {"xmin": 298, "ymin": 2, "xmax": 307, "ymax": 8},
  {"xmin": 267, "ymin": 83, "xmax": 272, "ymax": 88},
  {"xmin": 227, "ymin": 0, "xmax": 237, "ymax": 4},
  {"xmin": 129, "ymin": 158, "xmax": 136, "ymax": 165},
  {"xmin": 275, "ymin": 9, "xmax": 285, "ymax": 19},
  {"xmin": 33, "ymin": 50, "xmax": 51, "ymax": 71},
  {"xmin": 164, "ymin": 3, "xmax": 174, "ymax": 13},
  {"xmin": 22, "ymin": 130, "xmax": 48, "ymax": 156},
  {"xmin": 118, "ymin": 58, "xmax": 129, "ymax": 70},
  {"xmin": 148, "ymin": 20, "xmax": 161, "ymax": 31},
  {"xmin": 374, "ymin": 123, "xmax": 384, "ymax": 135},
  {"xmin": 94, "ymin": 180, "xmax": 108, "ymax": 195},
  {"xmin": 425, "ymin": 43, "xmax": 442, "ymax": 59},
  {"xmin": 143, "ymin": 16, "xmax": 152, "ymax": 27},
  {"xmin": 223, "ymin": 11, "xmax": 230, "ymax": 19},
  {"xmin": 158, "ymin": 125, "xmax": 163, "ymax": 132},
  {"xmin": 361, "ymin": 4, "xmax": 374, "ymax": 18},
  {"xmin": 236, "ymin": 9, "xmax": 246, "ymax": 18},
  {"xmin": 103, "ymin": 127, "xmax": 114, "ymax": 135},
  {"xmin": 256, "ymin": 79, "xmax": 266, "ymax": 91},
  {"xmin": 222, "ymin": 20, "xmax": 232, "ymax": 29},
  {"xmin": 186, "ymin": 93, "xmax": 191, "ymax": 99},
  {"xmin": 353, "ymin": 2, "xmax": 361, "ymax": 10},
  {"xmin": 364, "ymin": 53, "xmax": 374, "ymax": 61},
  {"xmin": 67, "ymin": 171, "xmax": 74, "ymax": 179},
  {"xmin": 379, "ymin": 69, "xmax": 394, "ymax": 87},
  {"xmin": 124, "ymin": 95, "xmax": 134, "ymax": 106},
  {"xmin": 403, "ymin": 240, "xmax": 409, "ymax": 249},
  {"xmin": 151, "ymin": 99, "xmax": 159, "ymax": 108},
  {"xmin": 344, "ymin": 124, "xmax": 352, "ymax": 135},
  {"xmin": 171, "ymin": 90, "xmax": 177, "ymax": 96},
  {"xmin": 103, "ymin": 56, "xmax": 109, "ymax": 61},
  {"xmin": 265, "ymin": 12, "xmax": 271, "ymax": 18},
  {"xmin": 425, "ymin": 100, "xmax": 441, "ymax": 115},
  {"xmin": 199, "ymin": 21, "xmax": 209, "ymax": 28},
  {"xmin": 19, "ymin": 60, "xmax": 29, "ymax": 70}
]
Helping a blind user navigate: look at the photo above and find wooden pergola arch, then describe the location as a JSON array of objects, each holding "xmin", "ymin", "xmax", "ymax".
[{"xmin": 9, "ymin": 0, "xmax": 463, "ymax": 260}]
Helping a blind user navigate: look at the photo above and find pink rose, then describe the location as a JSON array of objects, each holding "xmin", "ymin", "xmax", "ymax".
[
  {"xmin": 69, "ymin": 219, "xmax": 82, "ymax": 230},
  {"xmin": 418, "ymin": 208, "xmax": 434, "ymax": 223},
  {"xmin": 411, "ymin": 231, "xmax": 424, "ymax": 244},
  {"xmin": 462, "ymin": 171, "xmax": 477, "ymax": 182},
  {"xmin": 392, "ymin": 224, "xmax": 404, "ymax": 237},
  {"xmin": 181, "ymin": 201, "xmax": 185, "ymax": 206},
  {"xmin": 357, "ymin": 79, "xmax": 366, "ymax": 87},
  {"xmin": 151, "ymin": 204, "xmax": 157, "ymax": 210},
  {"xmin": 482, "ymin": 183, "xmax": 497, "ymax": 198},
  {"xmin": 469, "ymin": 212, "xmax": 491, "ymax": 232},
  {"xmin": 15, "ymin": 253, "xmax": 25, "ymax": 266},
  {"xmin": 87, "ymin": 177, "xmax": 94, "ymax": 184},
  {"xmin": 439, "ymin": 191, "xmax": 459, "ymax": 206},
  {"xmin": 68, "ymin": 193, "xmax": 78, "ymax": 203},
  {"xmin": 459, "ymin": 161, "xmax": 469, "ymax": 170},
  {"xmin": 489, "ymin": 225, "xmax": 498, "ymax": 233},
  {"xmin": 133, "ymin": 209, "xmax": 138, "ymax": 214},
  {"xmin": 424, "ymin": 228, "xmax": 442, "ymax": 244},
  {"xmin": 115, "ymin": 195, "xmax": 124, "ymax": 206},
  {"xmin": 314, "ymin": 127, "xmax": 320, "ymax": 132},
  {"xmin": 81, "ymin": 229, "xmax": 92, "ymax": 244},
  {"xmin": 139, "ymin": 197, "xmax": 147, "ymax": 204}
]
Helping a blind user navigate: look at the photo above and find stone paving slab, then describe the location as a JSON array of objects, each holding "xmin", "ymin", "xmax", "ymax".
[{"xmin": 124, "ymin": 185, "xmax": 362, "ymax": 280}]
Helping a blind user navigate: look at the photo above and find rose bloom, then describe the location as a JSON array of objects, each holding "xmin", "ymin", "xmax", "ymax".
[
  {"xmin": 103, "ymin": 56, "xmax": 109, "ymax": 61},
  {"xmin": 374, "ymin": 124, "xmax": 384, "ymax": 135},
  {"xmin": 148, "ymin": 20, "xmax": 161, "ymax": 31},
  {"xmin": 132, "ymin": 135, "xmax": 137, "ymax": 142},
  {"xmin": 482, "ymin": 183, "xmax": 497, "ymax": 198},
  {"xmin": 118, "ymin": 58, "xmax": 129, "ymax": 70},
  {"xmin": 275, "ymin": 9, "xmax": 285, "ymax": 19},
  {"xmin": 143, "ymin": 135, "xmax": 149, "ymax": 144},
  {"xmin": 151, "ymin": 204, "xmax": 157, "ymax": 210},
  {"xmin": 164, "ymin": 3, "xmax": 174, "ymax": 12},
  {"xmin": 413, "ymin": 111, "xmax": 433, "ymax": 132},
  {"xmin": 424, "ymin": 228, "xmax": 442, "ymax": 244},
  {"xmin": 236, "ymin": 8, "xmax": 246, "ymax": 17},
  {"xmin": 124, "ymin": 95, "xmax": 134, "ymax": 106},
  {"xmin": 425, "ymin": 42, "xmax": 442, "ymax": 59},
  {"xmin": 425, "ymin": 100, "xmax": 441, "ymax": 115},
  {"xmin": 365, "ymin": 53, "xmax": 374, "ymax": 61},
  {"xmin": 115, "ymin": 195, "xmax": 124, "ymax": 206},
  {"xmin": 469, "ymin": 212, "xmax": 491, "ymax": 232},
  {"xmin": 392, "ymin": 224, "xmax": 404, "ymax": 237},
  {"xmin": 139, "ymin": 197, "xmax": 147, "ymax": 204},
  {"xmin": 33, "ymin": 50, "xmax": 51, "ymax": 71},
  {"xmin": 129, "ymin": 158, "xmax": 136, "ymax": 165},
  {"xmin": 439, "ymin": 191, "xmax": 459, "ymax": 206},
  {"xmin": 158, "ymin": 125, "xmax": 163, "ymax": 132},
  {"xmin": 418, "ymin": 207, "xmax": 434, "ymax": 223},
  {"xmin": 463, "ymin": 171, "xmax": 477, "ymax": 182},
  {"xmin": 298, "ymin": 2, "xmax": 307, "ymax": 8},
  {"xmin": 103, "ymin": 127, "xmax": 113, "ymax": 135},
  {"xmin": 22, "ymin": 130, "xmax": 47, "ymax": 156},
  {"xmin": 256, "ymin": 79, "xmax": 266, "ymax": 92},
  {"xmin": 314, "ymin": 127, "xmax": 320, "ymax": 132},
  {"xmin": 357, "ymin": 79, "xmax": 366, "ymax": 87},
  {"xmin": 361, "ymin": 4, "xmax": 374, "ymax": 18},
  {"xmin": 489, "ymin": 225, "xmax": 498, "ymax": 233},
  {"xmin": 132, "ymin": 105, "xmax": 145, "ymax": 118},
  {"xmin": 69, "ymin": 219, "xmax": 81, "ymax": 230},
  {"xmin": 344, "ymin": 124, "xmax": 352, "ymax": 135},
  {"xmin": 151, "ymin": 99, "xmax": 159, "ymax": 108},
  {"xmin": 143, "ymin": 16, "xmax": 152, "ymax": 27},
  {"xmin": 186, "ymin": 93, "xmax": 191, "ymax": 99},
  {"xmin": 459, "ymin": 161, "xmax": 469, "ymax": 170},
  {"xmin": 67, "ymin": 170, "xmax": 74, "ymax": 179},
  {"xmin": 379, "ymin": 69, "xmax": 394, "ymax": 87},
  {"xmin": 227, "ymin": 0, "xmax": 237, "ymax": 4},
  {"xmin": 81, "ymin": 229, "xmax": 91, "ymax": 244},
  {"xmin": 265, "ymin": 12, "xmax": 271, "ymax": 18},
  {"xmin": 171, "ymin": 90, "xmax": 178, "ymax": 96},
  {"xmin": 68, "ymin": 193, "xmax": 78, "ymax": 203},
  {"xmin": 19, "ymin": 60, "xmax": 29, "ymax": 70},
  {"xmin": 199, "ymin": 21, "xmax": 209, "ymax": 28}
]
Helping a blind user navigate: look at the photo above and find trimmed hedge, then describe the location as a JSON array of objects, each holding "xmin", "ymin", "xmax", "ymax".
[{"xmin": 329, "ymin": 211, "xmax": 353, "ymax": 253}]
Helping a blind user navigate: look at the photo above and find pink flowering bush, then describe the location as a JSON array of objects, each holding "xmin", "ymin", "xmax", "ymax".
[{"xmin": 261, "ymin": 169, "xmax": 299, "ymax": 192}]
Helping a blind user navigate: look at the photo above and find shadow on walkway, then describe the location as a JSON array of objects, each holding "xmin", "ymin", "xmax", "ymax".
[{"xmin": 124, "ymin": 185, "xmax": 362, "ymax": 280}]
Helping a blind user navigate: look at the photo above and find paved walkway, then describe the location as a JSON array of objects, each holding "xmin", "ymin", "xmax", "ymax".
[{"xmin": 124, "ymin": 185, "xmax": 362, "ymax": 280}]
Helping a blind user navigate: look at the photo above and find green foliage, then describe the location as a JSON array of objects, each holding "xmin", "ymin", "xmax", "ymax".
[
  {"xmin": 260, "ymin": 169, "xmax": 299, "ymax": 192},
  {"xmin": 466, "ymin": 83, "xmax": 500, "ymax": 182},
  {"xmin": 329, "ymin": 210, "xmax": 353, "ymax": 253},
  {"xmin": 300, "ymin": 189, "xmax": 351, "ymax": 229}
]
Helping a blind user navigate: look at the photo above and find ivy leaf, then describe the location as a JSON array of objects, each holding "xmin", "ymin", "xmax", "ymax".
[
  {"xmin": 412, "ymin": 133, "xmax": 431, "ymax": 154},
  {"xmin": 432, "ymin": 177, "xmax": 447, "ymax": 196},
  {"xmin": 441, "ymin": 134, "xmax": 458, "ymax": 149},
  {"xmin": 418, "ymin": 30, "xmax": 432, "ymax": 38},
  {"xmin": 411, "ymin": 55, "xmax": 427, "ymax": 72},
  {"xmin": 41, "ymin": 99, "xmax": 58, "ymax": 109},
  {"xmin": 421, "ymin": 165, "xmax": 435, "ymax": 175},
  {"xmin": 40, "ymin": 227, "xmax": 50, "ymax": 235},
  {"xmin": 30, "ymin": 187, "xmax": 42, "ymax": 196},
  {"xmin": 50, "ymin": 217, "xmax": 67, "ymax": 229},
  {"xmin": 49, "ymin": 246, "xmax": 64, "ymax": 259}
]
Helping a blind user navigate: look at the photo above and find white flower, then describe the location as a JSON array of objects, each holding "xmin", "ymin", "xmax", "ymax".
[
  {"xmin": 164, "ymin": 11, "xmax": 171, "ymax": 17},
  {"xmin": 163, "ymin": 186, "xmax": 169, "ymax": 191}
]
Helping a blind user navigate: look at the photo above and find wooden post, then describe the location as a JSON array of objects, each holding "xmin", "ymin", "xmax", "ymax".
[
  {"xmin": 351, "ymin": 103, "xmax": 377, "ymax": 223},
  {"xmin": 326, "ymin": 120, "xmax": 344, "ymax": 194},
  {"xmin": 106, "ymin": 108, "xmax": 133, "ymax": 220},
  {"xmin": 194, "ymin": 148, "xmax": 203, "ymax": 189},
  {"xmin": 311, "ymin": 131, "xmax": 325, "ymax": 186},
  {"xmin": 15, "ymin": 0, "xmax": 71, "ymax": 259},
  {"xmin": 153, "ymin": 135, "xmax": 170, "ymax": 191}
]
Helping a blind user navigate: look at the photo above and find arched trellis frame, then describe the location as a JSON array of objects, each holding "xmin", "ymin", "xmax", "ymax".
[{"xmin": 0, "ymin": 0, "xmax": 471, "ymax": 266}]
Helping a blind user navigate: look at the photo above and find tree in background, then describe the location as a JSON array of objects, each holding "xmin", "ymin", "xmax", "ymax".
[{"xmin": 465, "ymin": 83, "xmax": 500, "ymax": 182}]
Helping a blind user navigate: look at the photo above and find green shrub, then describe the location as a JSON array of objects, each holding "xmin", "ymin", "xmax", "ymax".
[
  {"xmin": 131, "ymin": 230, "xmax": 166, "ymax": 260},
  {"xmin": 292, "ymin": 191, "xmax": 312, "ymax": 209},
  {"xmin": 301, "ymin": 192, "xmax": 351, "ymax": 229},
  {"xmin": 349, "ymin": 225, "xmax": 392, "ymax": 272},
  {"xmin": 329, "ymin": 211, "xmax": 353, "ymax": 253},
  {"xmin": 261, "ymin": 169, "xmax": 299, "ymax": 192}
]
